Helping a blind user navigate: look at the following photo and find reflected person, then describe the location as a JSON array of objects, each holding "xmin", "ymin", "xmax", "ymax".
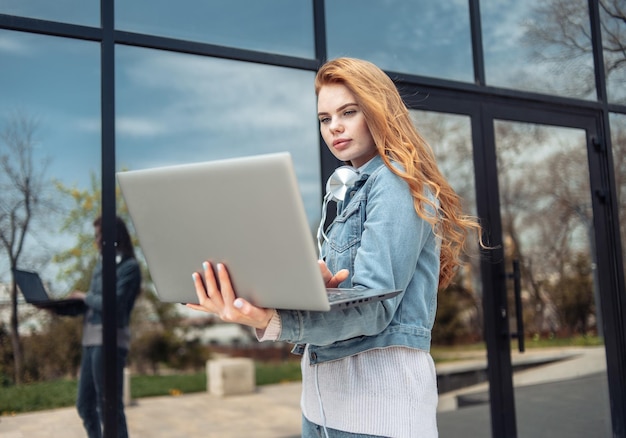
[{"xmin": 66, "ymin": 216, "xmax": 141, "ymax": 438}]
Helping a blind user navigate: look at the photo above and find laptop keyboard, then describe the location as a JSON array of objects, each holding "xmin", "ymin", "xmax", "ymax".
[{"xmin": 326, "ymin": 288, "xmax": 368, "ymax": 301}]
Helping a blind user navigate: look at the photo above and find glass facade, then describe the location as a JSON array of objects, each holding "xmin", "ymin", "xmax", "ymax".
[
  {"xmin": 601, "ymin": 2, "xmax": 626, "ymax": 104},
  {"xmin": 115, "ymin": 46, "xmax": 320, "ymax": 224},
  {"xmin": 0, "ymin": 29, "xmax": 100, "ymax": 289},
  {"xmin": 1, "ymin": 1, "xmax": 625, "ymax": 437},
  {"xmin": 116, "ymin": 0, "xmax": 315, "ymax": 58},
  {"xmin": 610, "ymin": 112, "xmax": 626, "ymax": 277},
  {"xmin": 326, "ymin": 0, "xmax": 473, "ymax": 82},
  {"xmin": 481, "ymin": 0, "xmax": 596, "ymax": 99},
  {"xmin": 0, "ymin": 0, "xmax": 99, "ymax": 26}
]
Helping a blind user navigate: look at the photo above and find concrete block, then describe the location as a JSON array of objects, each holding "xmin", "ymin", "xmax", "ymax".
[{"xmin": 207, "ymin": 358, "xmax": 256, "ymax": 396}]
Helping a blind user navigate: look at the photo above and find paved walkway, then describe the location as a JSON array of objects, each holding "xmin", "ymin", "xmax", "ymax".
[{"xmin": 0, "ymin": 347, "xmax": 608, "ymax": 437}]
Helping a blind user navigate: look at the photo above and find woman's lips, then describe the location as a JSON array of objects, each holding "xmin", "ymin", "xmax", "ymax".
[{"xmin": 333, "ymin": 138, "xmax": 350, "ymax": 149}]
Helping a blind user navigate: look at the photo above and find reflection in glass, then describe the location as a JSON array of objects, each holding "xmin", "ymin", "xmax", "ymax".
[
  {"xmin": 482, "ymin": 0, "xmax": 596, "ymax": 100},
  {"xmin": 115, "ymin": 46, "xmax": 320, "ymax": 227},
  {"xmin": 326, "ymin": 1, "xmax": 473, "ymax": 82},
  {"xmin": 600, "ymin": 3, "xmax": 626, "ymax": 104},
  {"xmin": 116, "ymin": 0, "xmax": 314, "ymax": 58},
  {"xmin": 0, "ymin": 30, "xmax": 100, "ymax": 290},
  {"xmin": 410, "ymin": 111, "xmax": 490, "ymax": 436},
  {"xmin": 609, "ymin": 113, "xmax": 626, "ymax": 277},
  {"xmin": 0, "ymin": 0, "xmax": 98, "ymax": 27},
  {"xmin": 495, "ymin": 121, "xmax": 611, "ymax": 437}
]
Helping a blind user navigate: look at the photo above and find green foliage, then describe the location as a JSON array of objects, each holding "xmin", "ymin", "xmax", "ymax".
[
  {"xmin": 0, "ymin": 361, "xmax": 303, "ymax": 414},
  {"xmin": 129, "ymin": 331, "xmax": 211, "ymax": 375},
  {"xmin": 255, "ymin": 360, "xmax": 301, "ymax": 385},
  {"xmin": 0, "ymin": 322, "xmax": 14, "ymax": 386},
  {"xmin": 546, "ymin": 252, "xmax": 596, "ymax": 336},
  {"xmin": 53, "ymin": 172, "xmax": 126, "ymax": 287},
  {"xmin": 0, "ymin": 379, "xmax": 78, "ymax": 414},
  {"xmin": 432, "ymin": 273, "xmax": 480, "ymax": 345},
  {"xmin": 21, "ymin": 315, "xmax": 83, "ymax": 383}
]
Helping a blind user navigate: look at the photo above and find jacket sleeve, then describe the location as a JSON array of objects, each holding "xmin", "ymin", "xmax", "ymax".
[{"xmin": 275, "ymin": 168, "xmax": 433, "ymax": 346}]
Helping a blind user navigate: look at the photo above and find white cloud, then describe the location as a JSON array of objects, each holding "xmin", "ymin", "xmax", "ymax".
[
  {"xmin": 0, "ymin": 34, "xmax": 30, "ymax": 54},
  {"xmin": 116, "ymin": 116, "xmax": 166, "ymax": 138}
]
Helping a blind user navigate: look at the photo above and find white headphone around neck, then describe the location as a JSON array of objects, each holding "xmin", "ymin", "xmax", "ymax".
[
  {"xmin": 325, "ymin": 165, "xmax": 360, "ymax": 202},
  {"xmin": 317, "ymin": 165, "xmax": 360, "ymax": 258}
]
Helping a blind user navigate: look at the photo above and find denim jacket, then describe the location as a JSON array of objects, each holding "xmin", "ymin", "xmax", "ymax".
[
  {"xmin": 84, "ymin": 256, "xmax": 141, "ymax": 329},
  {"xmin": 277, "ymin": 155, "xmax": 440, "ymax": 365}
]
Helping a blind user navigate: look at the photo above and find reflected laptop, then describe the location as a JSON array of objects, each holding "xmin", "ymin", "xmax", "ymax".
[
  {"xmin": 13, "ymin": 268, "xmax": 86, "ymax": 312},
  {"xmin": 116, "ymin": 152, "xmax": 401, "ymax": 311}
]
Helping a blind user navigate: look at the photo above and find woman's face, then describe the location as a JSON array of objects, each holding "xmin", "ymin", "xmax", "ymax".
[{"xmin": 317, "ymin": 83, "xmax": 377, "ymax": 168}]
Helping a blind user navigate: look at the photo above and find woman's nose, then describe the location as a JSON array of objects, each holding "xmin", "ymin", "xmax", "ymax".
[{"xmin": 329, "ymin": 118, "xmax": 343, "ymax": 133}]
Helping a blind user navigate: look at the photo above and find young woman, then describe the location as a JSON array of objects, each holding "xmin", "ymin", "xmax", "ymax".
[{"xmin": 187, "ymin": 57, "xmax": 482, "ymax": 438}]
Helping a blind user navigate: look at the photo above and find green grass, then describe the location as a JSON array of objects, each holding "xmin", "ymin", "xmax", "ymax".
[{"xmin": 1, "ymin": 361, "xmax": 302, "ymax": 415}]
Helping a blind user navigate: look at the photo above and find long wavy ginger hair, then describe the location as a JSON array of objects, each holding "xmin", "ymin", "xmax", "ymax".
[{"xmin": 315, "ymin": 57, "xmax": 482, "ymax": 288}]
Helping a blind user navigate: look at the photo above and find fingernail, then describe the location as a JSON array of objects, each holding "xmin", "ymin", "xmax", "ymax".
[
  {"xmin": 203, "ymin": 262, "xmax": 209, "ymax": 270},
  {"xmin": 217, "ymin": 263, "xmax": 224, "ymax": 271},
  {"xmin": 233, "ymin": 299, "xmax": 243, "ymax": 309},
  {"xmin": 192, "ymin": 273, "xmax": 196, "ymax": 281}
]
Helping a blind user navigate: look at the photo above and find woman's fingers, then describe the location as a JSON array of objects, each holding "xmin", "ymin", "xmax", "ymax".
[
  {"xmin": 189, "ymin": 262, "xmax": 274, "ymax": 330},
  {"xmin": 318, "ymin": 260, "xmax": 350, "ymax": 288},
  {"xmin": 318, "ymin": 260, "xmax": 333, "ymax": 283},
  {"xmin": 331, "ymin": 269, "xmax": 350, "ymax": 286},
  {"xmin": 215, "ymin": 263, "xmax": 236, "ymax": 304}
]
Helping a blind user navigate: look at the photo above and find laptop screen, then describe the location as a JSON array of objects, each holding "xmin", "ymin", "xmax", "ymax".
[{"xmin": 13, "ymin": 270, "xmax": 50, "ymax": 303}]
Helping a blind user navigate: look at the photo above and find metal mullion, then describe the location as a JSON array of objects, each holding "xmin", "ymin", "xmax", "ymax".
[
  {"xmin": 100, "ymin": 0, "xmax": 117, "ymax": 436},
  {"xmin": 0, "ymin": 13, "xmax": 101, "ymax": 41},
  {"xmin": 313, "ymin": 0, "xmax": 341, "ymax": 219},
  {"xmin": 112, "ymin": 30, "xmax": 318, "ymax": 72},
  {"xmin": 468, "ymin": 0, "xmax": 486, "ymax": 86}
]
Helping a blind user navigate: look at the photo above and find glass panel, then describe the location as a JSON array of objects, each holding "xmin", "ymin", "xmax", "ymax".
[
  {"xmin": 116, "ymin": 0, "xmax": 314, "ymax": 58},
  {"xmin": 409, "ymin": 111, "xmax": 491, "ymax": 436},
  {"xmin": 326, "ymin": 1, "xmax": 473, "ymax": 82},
  {"xmin": 601, "ymin": 4, "xmax": 626, "ymax": 104},
  {"xmin": 494, "ymin": 121, "xmax": 611, "ymax": 437},
  {"xmin": 609, "ymin": 113, "xmax": 626, "ymax": 277},
  {"xmin": 482, "ymin": 0, "xmax": 596, "ymax": 100},
  {"xmin": 0, "ymin": 31, "xmax": 99, "ymax": 334},
  {"xmin": 0, "ymin": 0, "xmax": 99, "ymax": 27},
  {"xmin": 116, "ymin": 46, "xmax": 320, "ymax": 226}
]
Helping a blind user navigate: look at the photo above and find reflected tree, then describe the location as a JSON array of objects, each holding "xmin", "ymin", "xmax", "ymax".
[
  {"xmin": 411, "ymin": 111, "xmax": 484, "ymax": 342},
  {"xmin": 523, "ymin": 0, "xmax": 626, "ymax": 101},
  {"xmin": 609, "ymin": 118, "xmax": 626, "ymax": 275},
  {"xmin": 496, "ymin": 121, "xmax": 597, "ymax": 337},
  {"xmin": 0, "ymin": 111, "xmax": 52, "ymax": 385}
]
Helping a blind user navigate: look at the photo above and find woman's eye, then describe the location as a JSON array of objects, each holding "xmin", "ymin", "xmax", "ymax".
[
  {"xmin": 319, "ymin": 117, "xmax": 330, "ymax": 124},
  {"xmin": 344, "ymin": 109, "xmax": 356, "ymax": 116}
]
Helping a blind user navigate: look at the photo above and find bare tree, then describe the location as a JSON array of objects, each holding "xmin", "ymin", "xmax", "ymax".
[
  {"xmin": 0, "ymin": 111, "xmax": 51, "ymax": 384},
  {"xmin": 609, "ymin": 118, "xmax": 626, "ymax": 275},
  {"xmin": 523, "ymin": 0, "xmax": 626, "ymax": 101}
]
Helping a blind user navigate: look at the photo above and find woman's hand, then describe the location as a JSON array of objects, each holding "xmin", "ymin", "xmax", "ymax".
[
  {"xmin": 186, "ymin": 262, "xmax": 275, "ymax": 330},
  {"xmin": 318, "ymin": 260, "xmax": 349, "ymax": 287}
]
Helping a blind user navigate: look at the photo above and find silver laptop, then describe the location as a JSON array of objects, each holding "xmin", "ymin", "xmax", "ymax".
[
  {"xmin": 13, "ymin": 268, "xmax": 86, "ymax": 313},
  {"xmin": 116, "ymin": 152, "xmax": 401, "ymax": 311}
]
